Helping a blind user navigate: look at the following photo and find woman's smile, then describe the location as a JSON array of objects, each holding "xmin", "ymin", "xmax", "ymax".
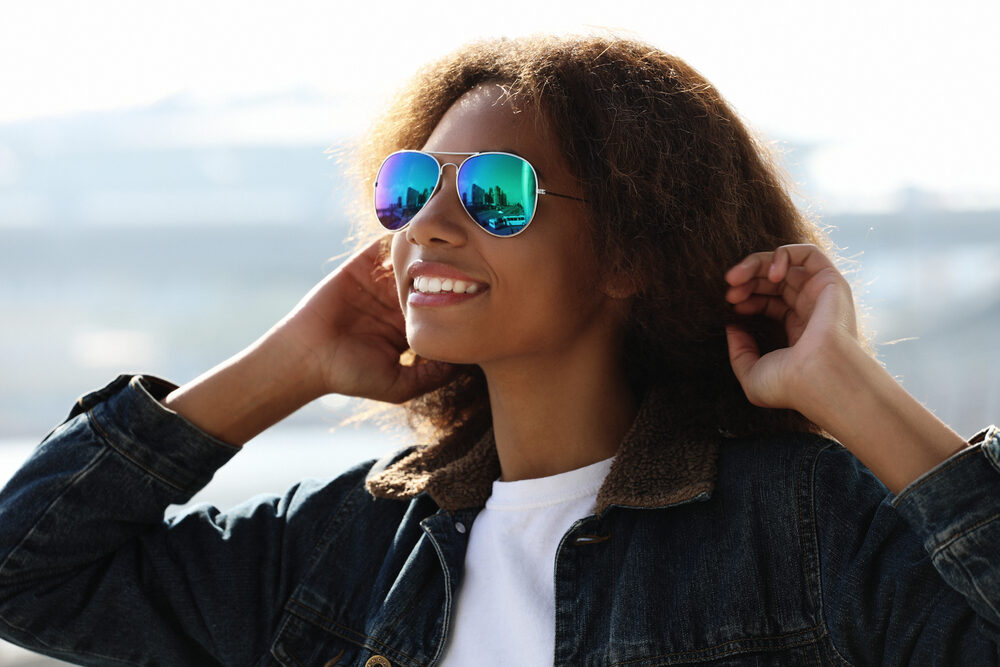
[{"xmin": 406, "ymin": 259, "xmax": 489, "ymax": 306}]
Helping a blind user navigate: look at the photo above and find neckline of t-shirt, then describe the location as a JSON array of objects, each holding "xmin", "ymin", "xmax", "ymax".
[{"xmin": 484, "ymin": 456, "xmax": 615, "ymax": 511}]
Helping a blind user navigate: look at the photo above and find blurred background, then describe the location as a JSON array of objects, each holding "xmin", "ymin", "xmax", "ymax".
[{"xmin": 1, "ymin": 0, "xmax": 998, "ymax": 663}]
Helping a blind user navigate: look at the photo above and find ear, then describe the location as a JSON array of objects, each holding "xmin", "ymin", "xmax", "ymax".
[
  {"xmin": 595, "ymin": 247, "xmax": 641, "ymax": 300},
  {"xmin": 600, "ymin": 272, "xmax": 639, "ymax": 300}
]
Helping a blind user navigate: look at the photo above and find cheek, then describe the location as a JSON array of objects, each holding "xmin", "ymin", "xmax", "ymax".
[
  {"xmin": 528, "ymin": 234, "xmax": 600, "ymax": 301},
  {"xmin": 498, "ymin": 253, "xmax": 604, "ymax": 335}
]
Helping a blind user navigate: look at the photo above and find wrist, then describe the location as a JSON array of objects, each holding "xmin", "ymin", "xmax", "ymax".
[
  {"xmin": 785, "ymin": 334, "xmax": 873, "ymax": 427},
  {"xmin": 259, "ymin": 319, "xmax": 332, "ymax": 400},
  {"xmin": 797, "ymin": 339, "xmax": 967, "ymax": 494}
]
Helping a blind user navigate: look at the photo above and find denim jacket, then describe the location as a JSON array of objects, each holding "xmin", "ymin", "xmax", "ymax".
[{"xmin": 1, "ymin": 374, "xmax": 999, "ymax": 666}]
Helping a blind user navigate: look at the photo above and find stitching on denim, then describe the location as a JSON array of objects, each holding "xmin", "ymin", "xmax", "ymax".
[
  {"xmin": 891, "ymin": 446, "xmax": 980, "ymax": 507},
  {"xmin": 807, "ymin": 442, "xmax": 853, "ymax": 666},
  {"xmin": 802, "ymin": 636, "xmax": 822, "ymax": 667},
  {"xmin": 0, "ymin": 609, "xmax": 62, "ymax": 651},
  {"xmin": 274, "ymin": 616, "xmax": 359, "ymax": 667},
  {"xmin": 0, "ymin": 446, "xmax": 110, "ymax": 576},
  {"xmin": 608, "ymin": 622, "xmax": 826, "ymax": 665},
  {"xmin": 72, "ymin": 375, "xmax": 130, "ymax": 415},
  {"xmin": 0, "ymin": 606, "xmax": 138, "ymax": 666},
  {"xmin": 933, "ymin": 510, "xmax": 1000, "ymax": 559},
  {"xmin": 272, "ymin": 615, "xmax": 308, "ymax": 667},
  {"xmin": 552, "ymin": 515, "xmax": 587, "ymax": 664},
  {"xmin": 85, "ymin": 408, "xmax": 189, "ymax": 493},
  {"xmin": 798, "ymin": 441, "xmax": 824, "ymax": 612},
  {"xmin": 420, "ymin": 518, "xmax": 453, "ymax": 666},
  {"xmin": 304, "ymin": 471, "xmax": 371, "ymax": 570},
  {"xmin": 281, "ymin": 475, "xmax": 423, "ymax": 664},
  {"xmin": 816, "ymin": 621, "xmax": 853, "ymax": 667},
  {"xmin": 937, "ymin": 546, "xmax": 1000, "ymax": 626},
  {"xmin": 608, "ymin": 522, "xmax": 616, "ymax": 667},
  {"xmin": 284, "ymin": 598, "xmax": 421, "ymax": 666}
]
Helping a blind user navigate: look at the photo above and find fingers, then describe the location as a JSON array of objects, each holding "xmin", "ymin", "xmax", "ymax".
[
  {"xmin": 725, "ymin": 269, "xmax": 805, "ymax": 306},
  {"xmin": 730, "ymin": 294, "xmax": 791, "ymax": 320},
  {"xmin": 331, "ymin": 236, "xmax": 407, "ymax": 327},
  {"xmin": 725, "ymin": 244, "xmax": 836, "ymax": 287},
  {"xmin": 770, "ymin": 244, "xmax": 837, "ymax": 282},
  {"xmin": 725, "ymin": 244, "xmax": 840, "ymax": 320}
]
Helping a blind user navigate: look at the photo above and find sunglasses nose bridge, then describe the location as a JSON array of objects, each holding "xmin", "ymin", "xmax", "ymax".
[
  {"xmin": 428, "ymin": 161, "xmax": 461, "ymax": 202},
  {"xmin": 438, "ymin": 161, "xmax": 459, "ymax": 187}
]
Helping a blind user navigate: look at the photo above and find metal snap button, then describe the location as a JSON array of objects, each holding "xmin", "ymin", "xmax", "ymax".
[
  {"xmin": 455, "ymin": 521, "xmax": 467, "ymax": 534},
  {"xmin": 365, "ymin": 656, "xmax": 391, "ymax": 667}
]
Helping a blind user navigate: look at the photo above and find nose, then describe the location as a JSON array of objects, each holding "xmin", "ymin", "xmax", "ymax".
[{"xmin": 404, "ymin": 162, "xmax": 470, "ymax": 247}]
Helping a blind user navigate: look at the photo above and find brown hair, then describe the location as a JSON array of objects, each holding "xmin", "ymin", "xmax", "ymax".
[{"xmin": 346, "ymin": 33, "xmax": 840, "ymax": 445}]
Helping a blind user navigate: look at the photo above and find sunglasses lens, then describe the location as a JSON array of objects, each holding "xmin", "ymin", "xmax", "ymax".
[
  {"xmin": 457, "ymin": 153, "xmax": 537, "ymax": 236},
  {"xmin": 374, "ymin": 151, "xmax": 439, "ymax": 231}
]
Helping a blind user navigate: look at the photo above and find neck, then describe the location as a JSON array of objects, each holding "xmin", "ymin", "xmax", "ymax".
[{"xmin": 482, "ymin": 343, "xmax": 638, "ymax": 482}]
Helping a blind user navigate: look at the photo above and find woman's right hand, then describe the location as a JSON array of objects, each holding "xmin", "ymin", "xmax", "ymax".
[
  {"xmin": 276, "ymin": 236, "xmax": 455, "ymax": 403},
  {"xmin": 163, "ymin": 236, "xmax": 454, "ymax": 446}
]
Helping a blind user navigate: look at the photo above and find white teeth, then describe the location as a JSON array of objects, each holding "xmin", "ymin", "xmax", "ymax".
[{"xmin": 413, "ymin": 276, "xmax": 482, "ymax": 294}]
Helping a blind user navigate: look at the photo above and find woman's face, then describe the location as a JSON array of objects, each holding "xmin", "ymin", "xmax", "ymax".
[{"xmin": 390, "ymin": 84, "xmax": 623, "ymax": 368}]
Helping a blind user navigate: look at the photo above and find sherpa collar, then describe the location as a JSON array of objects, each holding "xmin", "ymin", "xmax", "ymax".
[{"xmin": 365, "ymin": 385, "xmax": 720, "ymax": 514}]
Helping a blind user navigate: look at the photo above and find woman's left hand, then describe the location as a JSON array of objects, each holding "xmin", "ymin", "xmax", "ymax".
[
  {"xmin": 723, "ymin": 244, "xmax": 860, "ymax": 412},
  {"xmin": 725, "ymin": 243, "xmax": 968, "ymax": 494}
]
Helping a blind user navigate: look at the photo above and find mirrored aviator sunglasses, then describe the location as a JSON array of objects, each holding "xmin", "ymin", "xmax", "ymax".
[{"xmin": 373, "ymin": 150, "xmax": 585, "ymax": 238}]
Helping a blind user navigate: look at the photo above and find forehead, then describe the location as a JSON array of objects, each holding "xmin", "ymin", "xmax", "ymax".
[{"xmin": 421, "ymin": 85, "xmax": 563, "ymax": 182}]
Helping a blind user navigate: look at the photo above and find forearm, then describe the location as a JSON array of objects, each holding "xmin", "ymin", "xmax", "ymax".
[
  {"xmin": 163, "ymin": 323, "xmax": 325, "ymax": 447},
  {"xmin": 800, "ymin": 343, "xmax": 970, "ymax": 495}
]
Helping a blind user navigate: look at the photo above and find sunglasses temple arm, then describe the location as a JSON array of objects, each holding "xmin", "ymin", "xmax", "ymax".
[{"xmin": 537, "ymin": 189, "xmax": 587, "ymax": 203}]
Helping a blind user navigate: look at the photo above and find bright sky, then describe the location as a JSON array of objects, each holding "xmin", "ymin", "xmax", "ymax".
[{"xmin": 2, "ymin": 0, "xmax": 998, "ymax": 209}]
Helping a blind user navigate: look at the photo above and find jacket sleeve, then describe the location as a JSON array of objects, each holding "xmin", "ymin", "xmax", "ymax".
[
  {"xmin": 815, "ymin": 426, "xmax": 1000, "ymax": 664},
  {"xmin": 0, "ymin": 374, "xmax": 374, "ymax": 666}
]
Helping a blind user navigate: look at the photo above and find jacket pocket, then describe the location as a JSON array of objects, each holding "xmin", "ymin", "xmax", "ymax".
[{"xmin": 270, "ymin": 614, "xmax": 405, "ymax": 667}]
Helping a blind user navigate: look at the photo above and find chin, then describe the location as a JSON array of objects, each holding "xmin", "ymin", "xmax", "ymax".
[
  {"xmin": 406, "ymin": 327, "xmax": 487, "ymax": 366},
  {"xmin": 409, "ymin": 341, "xmax": 476, "ymax": 366},
  {"xmin": 406, "ymin": 332, "xmax": 460, "ymax": 365}
]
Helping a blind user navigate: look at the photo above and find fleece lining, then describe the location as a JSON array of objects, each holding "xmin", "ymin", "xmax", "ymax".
[{"xmin": 365, "ymin": 385, "xmax": 720, "ymax": 513}]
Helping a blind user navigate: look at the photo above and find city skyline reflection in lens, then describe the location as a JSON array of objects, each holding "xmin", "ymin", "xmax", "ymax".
[
  {"xmin": 458, "ymin": 153, "xmax": 536, "ymax": 236},
  {"xmin": 374, "ymin": 151, "xmax": 438, "ymax": 230}
]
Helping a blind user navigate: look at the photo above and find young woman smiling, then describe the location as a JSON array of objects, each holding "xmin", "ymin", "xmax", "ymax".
[{"xmin": 0, "ymin": 34, "xmax": 996, "ymax": 666}]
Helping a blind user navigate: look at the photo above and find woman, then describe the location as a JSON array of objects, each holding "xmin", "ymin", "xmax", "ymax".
[{"xmin": 0, "ymin": 34, "xmax": 996, "ymax": 665}]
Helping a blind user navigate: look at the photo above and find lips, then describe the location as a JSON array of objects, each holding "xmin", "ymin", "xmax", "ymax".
[{"xmin": 406, "ymin": 260, "xmax": 488, "ymax": 305}]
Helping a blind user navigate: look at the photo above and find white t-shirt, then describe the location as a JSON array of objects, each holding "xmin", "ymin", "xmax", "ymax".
[{"xmin": 437, "ymin": 456, "xmax": 614, "ymax": 666}]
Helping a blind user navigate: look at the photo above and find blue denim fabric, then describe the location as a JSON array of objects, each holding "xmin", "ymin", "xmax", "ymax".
[{"xmin": 1, "ymin": 374, "xmax": 999, "ymax": 665}]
